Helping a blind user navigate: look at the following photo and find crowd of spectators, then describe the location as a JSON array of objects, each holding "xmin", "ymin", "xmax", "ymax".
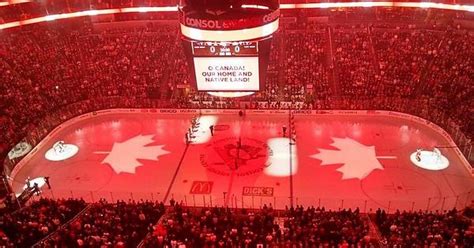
[
  {"xmin": 333, "ymin": 24, "xmax": 379, "ymax": 98},
  {"xmin": 0, "ymin": 196, "xmax": 472, "ymax": 247},
  {"xmin": 0, "ymin": 10, "xmax": 473, "ymax": 239},
  {"xmin": 284, "ymin": 27, "xmax": 331, "ymax": 103},
  {"xmin": 0, "ymin": 0, "xmax": 178, "ymax": 23},
  {"xmin": 283, "ymin": 206, "xmax": 371, "ymax": 246},
  {"xmin": 143, "ymin": 203, "xmax": 375, "ymax": 247},
  {"xmin": 38, "ymin": 199, "xmax": 166, "ymax": 247},
  {"xmin": 0, "ymin": 8, "xmax": 472, "ymax": 168},
  {"xmin": 372, "ymin": 27, "xmax": 438, "ymax": 98},
  {"xmin": 1, "ymin": 196, "xmax": 472, "ymax": 247},
  {"xmin": 0, "ymin": 198, "xmax": 87, "ymax": 247},
  {"xmin": 371, "ymin": 24, "xmax": 473, "ymax": 133},
  {"xmin": 374, "ymin": 208, "xmax": 474, "ymax": 247},
  {"xmin": 0, "ymin": 19, "xmax": 182, "ymax": 161},
  {"xmin": 144, "ymin": 204, "xmax": 280, "ymax": 247},
  {"xmin": 0, "ymin": 4, "xmax": 472, "ymax": 247}
]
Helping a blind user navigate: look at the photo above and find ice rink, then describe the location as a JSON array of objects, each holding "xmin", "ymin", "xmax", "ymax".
[{"xmin": 9, "ymin": 109, "xmax": 474, "ymax": 212}]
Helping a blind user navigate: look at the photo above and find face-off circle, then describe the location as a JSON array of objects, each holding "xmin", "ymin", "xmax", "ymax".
[
  {"xmin": 361, "ymin": 167, "xmax": 442, "ymax": 210},
  {"xmin": 200, "ymin": 137, "xmax": 272, "ymax": 177},
  {"xmin": 49, "ymin": 160, "xmax": 114, "ymax": 192}
]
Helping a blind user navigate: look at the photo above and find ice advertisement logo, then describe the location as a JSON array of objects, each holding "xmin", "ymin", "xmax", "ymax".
[
  {"xmin": 311, "ymin": 137, "xmax": 395, "ymax": 180},
  {"xmin": 200, "ymin": 137, "xmax": 271, "ymax": 177},
  {"xmin": 97, "ymin": 134, "xmax": 169, "ymax": 174}
]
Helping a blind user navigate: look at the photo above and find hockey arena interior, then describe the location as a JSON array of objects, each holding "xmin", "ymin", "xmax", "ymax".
[{"xmin": 0, "ymin": 0, "xmax": 473, "ymax": 247}]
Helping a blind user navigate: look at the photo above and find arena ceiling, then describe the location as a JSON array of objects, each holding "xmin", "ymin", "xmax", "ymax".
[{"xmin": 0, "ymin": 1, "xmax": 473, "ymax": 30}]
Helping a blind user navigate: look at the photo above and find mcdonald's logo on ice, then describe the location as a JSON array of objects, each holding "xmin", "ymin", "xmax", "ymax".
[{"xmin": 190, "ymin": 181, "xmax": 214, "ymax": 194}]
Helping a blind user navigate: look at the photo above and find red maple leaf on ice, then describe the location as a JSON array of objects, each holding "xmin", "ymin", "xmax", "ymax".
[
  {"xmin": 311, "ymin": 138, "xmax": 386, "ymax": 180},
  {"xmin": 97, "ymin": 135, "xmax": 169, "ymax": 174}
]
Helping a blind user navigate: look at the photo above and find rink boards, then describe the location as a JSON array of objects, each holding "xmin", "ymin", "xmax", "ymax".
[{"xmin": 9, "ymin": 108, "xmax": 474, "ymax": 212}]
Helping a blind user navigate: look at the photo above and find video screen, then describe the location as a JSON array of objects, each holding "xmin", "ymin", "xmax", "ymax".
[{"xmin": 194, "ymin": 57, "xmax": 260, "ymax": 91}]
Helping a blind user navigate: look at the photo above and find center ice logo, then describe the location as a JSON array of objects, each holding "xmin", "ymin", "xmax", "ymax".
[
  {"xmin": 311, "ymin": 138, "xmax": 395, "ymax": 180},
  {"xmin": 200, "ymin": 137, "xmax": 272, "ymax": 177},
  {"xmin": 96, "ymin": 134, "xmax": 169, "ymax": 174}
]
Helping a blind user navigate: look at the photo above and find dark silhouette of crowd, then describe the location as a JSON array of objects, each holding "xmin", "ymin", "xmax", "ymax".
[
  {"xmin": 38, "ymin": 199, "xmax": 166, "ymax": 247},
  {"xmin": 0, "ymin": 198, "xmax": 87, "ymax": 247},
  {"xmin": 375, "ymin": 208, "xmax": 474, "ymax": 247},
  {"xmin": 1, "ymin": 9, "xmax": 472, "ymax": 165},
  {"xmin": 142, "ymin": 203, "xmax": 375, "ymax": 247},
  {"xmin": 0, "ymin": 0, "xmax": 178, "ymax": 23},
  {"xmin": 0, "ymin": 197, "xmax": 473, "ymax": 247}
]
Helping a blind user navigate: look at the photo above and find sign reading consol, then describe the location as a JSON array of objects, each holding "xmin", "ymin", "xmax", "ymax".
[
  {"xmin": 179, "ymin": 9, "xmax": 280, "ymax": 31},
  {"xmin": 179, "ymin": 0, "xmax": 280, "ymax": 41}
]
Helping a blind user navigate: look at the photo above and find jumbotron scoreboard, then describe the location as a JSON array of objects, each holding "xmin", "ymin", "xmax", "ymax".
[
  {"xmin": 191, "ymin": 41, "xmax": 261, "ymax": 91},
  {"xmin": 179, "ymin": 0, "xmax": 280, "ymax": 96}
]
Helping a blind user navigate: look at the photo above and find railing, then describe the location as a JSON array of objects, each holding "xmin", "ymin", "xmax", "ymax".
[
  {"xmin": 32, "ymin": 204, "xmax": 92, "ymax": 248},
  {"xmin": 30, "ymin": 189, "xmax": 473, "ymax": 214},
  {"xmin": 137, "ymin": 206, "xmax": 171, "ymax": 248},
  {"xmin": 3, "ymin": 97, "xmax": 472, "ymax": 176},
  {"xmin": 2, "ymin": 97, "xmax": 172, "ymax": 176},
  {"xmin": 364, "ymin": 214, "xmax": 385, "ymax": 248},
  {"xmin": 2, "ymin": 97, "xmax": 472, "ymax": 213},
  {"xmin": 32, "ymin": 189, "xmax": 165, "ymax": 204}
]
